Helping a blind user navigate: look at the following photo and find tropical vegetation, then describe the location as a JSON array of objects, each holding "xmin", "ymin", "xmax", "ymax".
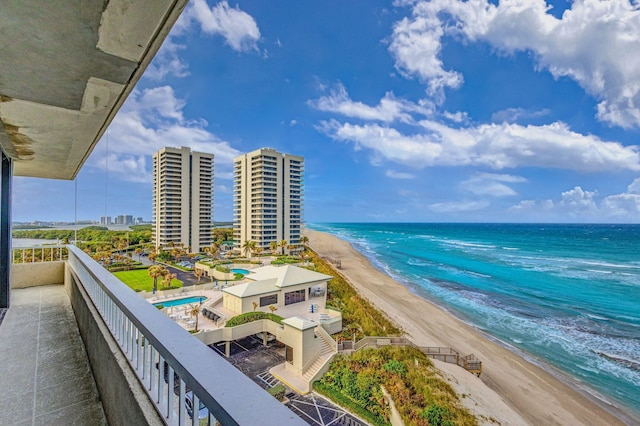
[
  {"xmin": 315, "ymin": 346, "xmax": 477, "ymax": 426},
  {"xmin": 12, "ymin": 225, "xmax": 152, "ymax": 251},
  {"xmin": 305, "ymin": 249, "xmax": 401, "ymax": 340}
]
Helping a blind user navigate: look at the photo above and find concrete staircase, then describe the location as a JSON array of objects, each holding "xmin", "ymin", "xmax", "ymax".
[{"xmin": 302, "ymin": 330, "xmax": 336, "ymax": 383}]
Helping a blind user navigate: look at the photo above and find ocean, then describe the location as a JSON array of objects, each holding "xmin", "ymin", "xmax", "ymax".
[{"xmin": 309, "ymin": 223, "xmax": 640, "ymax": 416}]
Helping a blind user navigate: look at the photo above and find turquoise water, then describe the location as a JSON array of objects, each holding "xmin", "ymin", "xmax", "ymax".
[
  {"xmin": 154, "ymin": 296, "xmax": 206, "ymax": 308},
  {"xmin": 310, "ymin": 223, "xmax": 640, "ymax": 415},
  {"xmin": 231, "ymin": 268, "xmax": 250, "ymax": 275}
]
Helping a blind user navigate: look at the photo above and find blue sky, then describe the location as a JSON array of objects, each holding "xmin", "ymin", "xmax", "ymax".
[{"xmin": 13, "ymin": 0, "xmax": 640, "ymax": 223}]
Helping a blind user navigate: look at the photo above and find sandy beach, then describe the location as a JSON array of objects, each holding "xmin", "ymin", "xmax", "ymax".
[{"xmin": 307, "ymin": 229, "xmax": 637, "ymax": 426}]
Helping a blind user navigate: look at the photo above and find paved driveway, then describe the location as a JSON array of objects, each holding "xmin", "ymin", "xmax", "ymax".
[{"xmin": 137, "ymin": 255, "xmax": 199, "ymax": 287}]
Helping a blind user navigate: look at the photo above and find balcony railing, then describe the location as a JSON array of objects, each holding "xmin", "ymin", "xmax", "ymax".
[
  {"xmin": 12, "ymin": 245, "xmax": 68, "ymax": 263},
  {"xmin": 65, "ymin": 246, "xmax": 304, "ymax": 426}
]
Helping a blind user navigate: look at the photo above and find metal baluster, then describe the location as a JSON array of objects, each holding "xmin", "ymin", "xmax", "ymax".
[
  {"xmin": 179, "ymin": 379, "xmax": 186, "ymax": 426},
  {"xmin": 158, "ymin": 354, "xmax": 165, "ymax": 404},
  {"xmin": 148, "ymin": 346, "xmax": 155, "ymax": 391},
  {"xmin": 167, "ymin": 365, "xmax": 175, "ymax": 420}
]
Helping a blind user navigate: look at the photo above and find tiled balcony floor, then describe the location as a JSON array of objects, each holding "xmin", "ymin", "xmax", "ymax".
[{"xmin": 0, "ymin": 285, "xmax": 107, "ymax": 426}]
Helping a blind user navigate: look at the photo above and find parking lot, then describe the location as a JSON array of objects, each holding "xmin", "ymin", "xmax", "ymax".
[{"xmin": 208, "ymin": 336, "xmax": 365, "ymax": 426}]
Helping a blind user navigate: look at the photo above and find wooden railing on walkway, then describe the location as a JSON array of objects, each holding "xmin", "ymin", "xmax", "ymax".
[
  {"xmin": 338, "ymin": 336, "xmax": 482, "ymax": 376},
  {"xmin": 322, "ymin": 257, "xmax": 341, "ymax": 269}
]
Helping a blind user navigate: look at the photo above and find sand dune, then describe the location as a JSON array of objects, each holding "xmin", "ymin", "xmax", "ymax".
[{"xmin": 307, "ymin": 229, "xmax": 635, "ymax": 426}]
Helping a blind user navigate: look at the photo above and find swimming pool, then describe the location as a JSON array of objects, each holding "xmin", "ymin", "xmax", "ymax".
[
  {"xmin": 153, "ymin": 296, "xmax": 207, "ymax": 307},
  {"xmin": 230, "ymin": 268, "xmax": 250, "ymax": 275}
]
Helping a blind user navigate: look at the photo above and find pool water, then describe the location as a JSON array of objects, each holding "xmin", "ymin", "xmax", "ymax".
[
  {"xmin": 153, "ymin": 296, "xmax": 207, "ymax": 307},
  {"xmin": 230, "ymin": 268, "xmax": 250, "ymax": 275}
]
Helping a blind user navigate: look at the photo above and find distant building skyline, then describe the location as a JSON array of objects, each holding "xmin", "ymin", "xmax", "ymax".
[
  {"xmin": 152, "ymin": 146, "xmax": 214, "ymax": 252},
  {"xmin": 233, "ymin": 148, "xmax": 303, "ymax": 254}
]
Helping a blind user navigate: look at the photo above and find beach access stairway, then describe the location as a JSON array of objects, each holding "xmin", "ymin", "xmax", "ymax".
[
  {"xmin": 302, "ymin": 328, "xmax": 338, "ymax": 384},
  {"xmin": 338, "ymin": 336, "xmax": 482, "ymax": 376}
]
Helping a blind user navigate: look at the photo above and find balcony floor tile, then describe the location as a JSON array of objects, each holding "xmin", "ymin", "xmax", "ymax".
[{"xmin": 0, "ymin": 285, "xmax": 107, "ymax": 425}]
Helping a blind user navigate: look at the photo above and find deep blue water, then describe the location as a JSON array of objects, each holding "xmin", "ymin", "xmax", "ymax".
[{"xmin": 310, "ymin": 223, "xmax": 640, "ymax": 415}]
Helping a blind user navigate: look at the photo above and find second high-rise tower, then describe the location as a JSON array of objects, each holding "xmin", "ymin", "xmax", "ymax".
[{"xmin": 233, "ymin": 148, "xmax": 303, "ymax": 255}]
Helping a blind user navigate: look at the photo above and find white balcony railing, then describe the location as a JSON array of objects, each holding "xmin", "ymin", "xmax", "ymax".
[{"xmin": 66, "ymin": 246, "xmax": 304, "ymax": 426}]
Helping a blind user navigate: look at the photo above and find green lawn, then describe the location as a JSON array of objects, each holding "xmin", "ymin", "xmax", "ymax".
[{"xmin": 113, "ymin": 268, "xmax": 183, "ymax": 292}]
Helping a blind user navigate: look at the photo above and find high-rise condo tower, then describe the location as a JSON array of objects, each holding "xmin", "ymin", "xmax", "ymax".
[
  {"xmin": 233, "ymin": 148, "xmax": 303, "ymax": 254},
  {"xmin": 152, "ymin": 146, "xmax": 214, "ymax": 252}
]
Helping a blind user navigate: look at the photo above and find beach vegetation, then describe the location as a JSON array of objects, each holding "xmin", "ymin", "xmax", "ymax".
[
  {"xmin": 306, "ymin": 249, "xmax": 401, "ymax": 340},
  {"xmin": 316, "ymin": 346, "xmax": 477, "ymax": 426},
  {"xmin": 225, "ymin": 311, "xmax": 283, "ymax": 327}
]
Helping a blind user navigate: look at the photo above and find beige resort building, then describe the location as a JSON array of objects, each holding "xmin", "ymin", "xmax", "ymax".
[
  {"xmin": 183, "ymin": 263, "xmax": 343, "ymax": 393},
  {"xmin": 222, "ymin": 265, "xmax": 331, "ymax": 315}
]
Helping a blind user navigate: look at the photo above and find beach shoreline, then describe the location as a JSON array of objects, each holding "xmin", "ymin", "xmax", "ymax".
[{"xmin": 307, "ymin": 229, "xmax": 638, "ymax": 426}]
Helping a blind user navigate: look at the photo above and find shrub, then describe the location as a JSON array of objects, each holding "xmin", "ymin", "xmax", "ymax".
[
  {"xmin": 421, "ymin": 405, "xmax": 452, "ymax": 426},
  {"xmin": 267, "ymin": 384, "xmax": 286, "ymax": 401},
  {"xmin": 383, "ymin": 359, "xmax": 407, "ymax": 377},
  {"xmin": 225, "ymin": 311, "xmax": 283, "ymax": 327},
  {"xmin": 155, "ymin": 304, "xmax": 164, "ymax": 310}
]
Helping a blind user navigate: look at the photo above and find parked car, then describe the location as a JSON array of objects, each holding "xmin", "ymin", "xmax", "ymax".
[{"xmin": 185, "ymin": 391, "xmax": 209, "ymax": 420}]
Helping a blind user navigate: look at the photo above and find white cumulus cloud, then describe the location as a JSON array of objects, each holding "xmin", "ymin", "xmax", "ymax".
[
  {"xmin": 429, "ymin": 200, "xmax": 490, "ymax": 213},
  {"xmin": 144, "ymin": 38, "xmax": 190, "ymax": 81},
  {"xmin": 559, "ymin": 186, "xmax": 599, "ymax": 211},
  {"xmin": 386, "ymin": 170, "xmax": 416, "ymax": 179},
  {"xmin": 190, "ymin": 0, "xmax": 261, "ymax": 52},
  {"xmin": 391, "ymin": 0, "xmax": 640, "ymax": 127},
  {"xmin": 90, "ymin": 86, "xmax": 241, "ymax": 183},
  {"xmin": 309, "ymin": 83, "xmax": 433, "ymax": 123},
  {"xmin": 144, "ymin": 0, "xmax": 261, "ymax": 81},
  {"xmin": 510, "ymin": 180, "xmax": 640, "ymax": 222},
  {"xmin": 627, "ymin": 177, "xmax": 640, "ymax": 194},
  {"xmin": 318, "ymin": 119, "xmax": 640, "ymax": 172},
  {"xmin": 460, "ymin": 173, "xmax": 526, "ymax": 197}
]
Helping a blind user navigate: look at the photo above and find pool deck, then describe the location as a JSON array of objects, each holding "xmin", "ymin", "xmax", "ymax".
[{"xmin": 149, "ymin": 283, "xmax": 332, "ymax": 332}]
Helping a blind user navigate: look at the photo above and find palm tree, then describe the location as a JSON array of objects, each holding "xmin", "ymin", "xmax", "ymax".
[
  {"xmin": 254, "ymin": 246, "xmax": 263, "ymax": 257},
  {"xmin": 194, "ymin": 268, "xmax": 203, "ymax": 283},
  {"xmin": 188, "ymin": 304, "xmax": 200, "ymax": 332},
  {"xmin": 299, "ymin": 235, "xmax": 309, "ymax": 248},
  {"xmin": 209, "ymin": 241, "xmax": 221, "ymax": 259},
  {"xmin": 279, "ymin": 239, "xmax": 288, "ymax": 256},
  {"xmin": 162, "ymin": 271, "xmax": 176, "ymax": 289},
  {"xmin": 148, "ymin": 265, "xmax": 163, "ymax": 293},
  {"xmin": 269, "ymin": 241, "xmax": 278, "ymax": 254},
  {"xmin": 242, "ymin": 240, "xmax": 256, "ymax": 258}
]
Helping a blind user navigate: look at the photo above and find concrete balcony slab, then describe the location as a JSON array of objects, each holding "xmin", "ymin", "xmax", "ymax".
[{"xmin": 0, "ymin": 285, "xmax": 107, "ymax": 425}]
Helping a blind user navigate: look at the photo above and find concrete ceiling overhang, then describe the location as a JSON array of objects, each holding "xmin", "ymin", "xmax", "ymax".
[{"xmin": 0, "ymin": 0, "xmax": 189, "ymax": 180}]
